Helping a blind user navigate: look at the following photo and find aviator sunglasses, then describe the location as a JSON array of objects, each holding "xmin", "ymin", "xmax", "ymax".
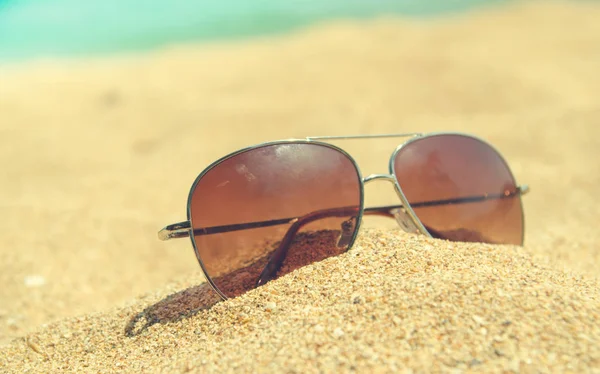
[{"xmin": 159, "ymin": 133, "xmax": 529, "ymax": 300}]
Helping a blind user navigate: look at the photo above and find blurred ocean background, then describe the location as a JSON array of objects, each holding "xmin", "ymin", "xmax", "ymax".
[{"xmin": 0, "ymin": 0, "xmax": 510, "ymax": 62}]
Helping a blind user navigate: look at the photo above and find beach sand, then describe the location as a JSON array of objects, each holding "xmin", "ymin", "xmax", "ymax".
[{"xmin": 1, "ymin": 1, "xmax": 599, "ymax": 372}]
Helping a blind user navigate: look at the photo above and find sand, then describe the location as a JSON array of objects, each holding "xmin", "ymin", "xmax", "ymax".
[{"xmin": 1, "ymin": 1, "xmax": 599, "ymax": 372}]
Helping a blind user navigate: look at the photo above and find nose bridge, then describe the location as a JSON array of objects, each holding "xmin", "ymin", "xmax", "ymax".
[
  {"xmin": 361, "ymin": 173, "xmax": 422, "ymax": 234},
  {"xmin": 363, "ymin": 173, "xmax": 396, "ymax": 184}
]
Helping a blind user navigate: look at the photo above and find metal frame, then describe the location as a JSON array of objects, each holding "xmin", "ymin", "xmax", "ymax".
[
  {"xmin": 158, "ymin": 132, "xmax": 530, "ymax": 300},
  {"xmin": 306, "ymin": 133, "xmax": 422, "ymax": 141}
]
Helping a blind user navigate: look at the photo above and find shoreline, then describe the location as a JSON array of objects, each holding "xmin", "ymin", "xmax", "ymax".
[{"xmin": 0, "ymin": 0, "xmax": 511, "ymax": 63}]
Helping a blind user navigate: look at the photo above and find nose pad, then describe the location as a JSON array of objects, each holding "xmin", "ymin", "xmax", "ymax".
[
  {"xmin": 390, "ymin": 208, "xmax": 419, "ymax": 234},
  {"xmin": 336, "ymin": 217, "xmax": 357, "ymax": 248}
]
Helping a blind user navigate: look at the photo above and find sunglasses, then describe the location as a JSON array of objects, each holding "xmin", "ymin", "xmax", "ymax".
[{"xmin": 158, "ymin": 132, "xmax": 528, "ymax": 300}]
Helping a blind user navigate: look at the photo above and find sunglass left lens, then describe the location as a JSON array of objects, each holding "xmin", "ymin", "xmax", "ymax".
[
  {"xmin": 189, "ymin": 142, "xmax": 362, "ymax": 298},
  {"xmin": 392, "ymin": 134, "xmax": 524, "ymax": 245}
]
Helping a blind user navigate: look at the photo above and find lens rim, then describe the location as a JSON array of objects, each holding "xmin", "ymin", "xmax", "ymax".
[
  {"xmin": 185, "ymin": 140, "xmax": 366, "ymax": 300},
  {"xmin": 388, "ymin": 132, "xmax": 525, "ymax": 246}
]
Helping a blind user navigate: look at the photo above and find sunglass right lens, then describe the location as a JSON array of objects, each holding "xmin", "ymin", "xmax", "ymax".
[{"xmin": 188, "ymin": 142, "xmax": 362, "ymax": 298}]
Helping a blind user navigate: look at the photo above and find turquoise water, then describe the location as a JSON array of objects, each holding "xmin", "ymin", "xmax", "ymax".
[{"xmin": 0, "ymin": 0, "xmax": 509, "ymax": 61}]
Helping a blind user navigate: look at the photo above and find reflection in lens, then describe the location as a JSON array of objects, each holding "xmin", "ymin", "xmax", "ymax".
[
  {"xmin": 189, "ymin": 143, "xmax": 362, "ymax": 298},
  {"xmin": 393, "ymin": 135, "xmax": 524, "ymax": 245}
]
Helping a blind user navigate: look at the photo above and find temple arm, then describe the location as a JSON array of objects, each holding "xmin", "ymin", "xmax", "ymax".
[
  {"xmin": 253, "ymin": 185, "xmax": 529, "ymax": 286},
  {"xmin": 158, "ymin": 185, "xmax": 529, "ymax": 241}
]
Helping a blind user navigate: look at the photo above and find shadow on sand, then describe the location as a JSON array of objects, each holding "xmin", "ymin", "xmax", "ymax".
[{"xmin": 124, "ymin": 282, "xmax": 222, "ymax": 337}]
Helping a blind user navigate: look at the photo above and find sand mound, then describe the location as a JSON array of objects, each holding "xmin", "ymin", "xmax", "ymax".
[
  {"xmin": 1, "ymin": 231, "xmax": 599, "ymax": 372},
  {"xmin": 1, "ymin": 1, "xmax": 600, "ymax": 372}
]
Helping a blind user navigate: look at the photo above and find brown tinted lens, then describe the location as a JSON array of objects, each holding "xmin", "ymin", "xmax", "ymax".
[
  {"xmin": 393, "ymin": 135, "xmax": 523, "ymax": 245},
  {"xmin": 189, "ymin": 143, "xmax": 362, "ymax": 298}
]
